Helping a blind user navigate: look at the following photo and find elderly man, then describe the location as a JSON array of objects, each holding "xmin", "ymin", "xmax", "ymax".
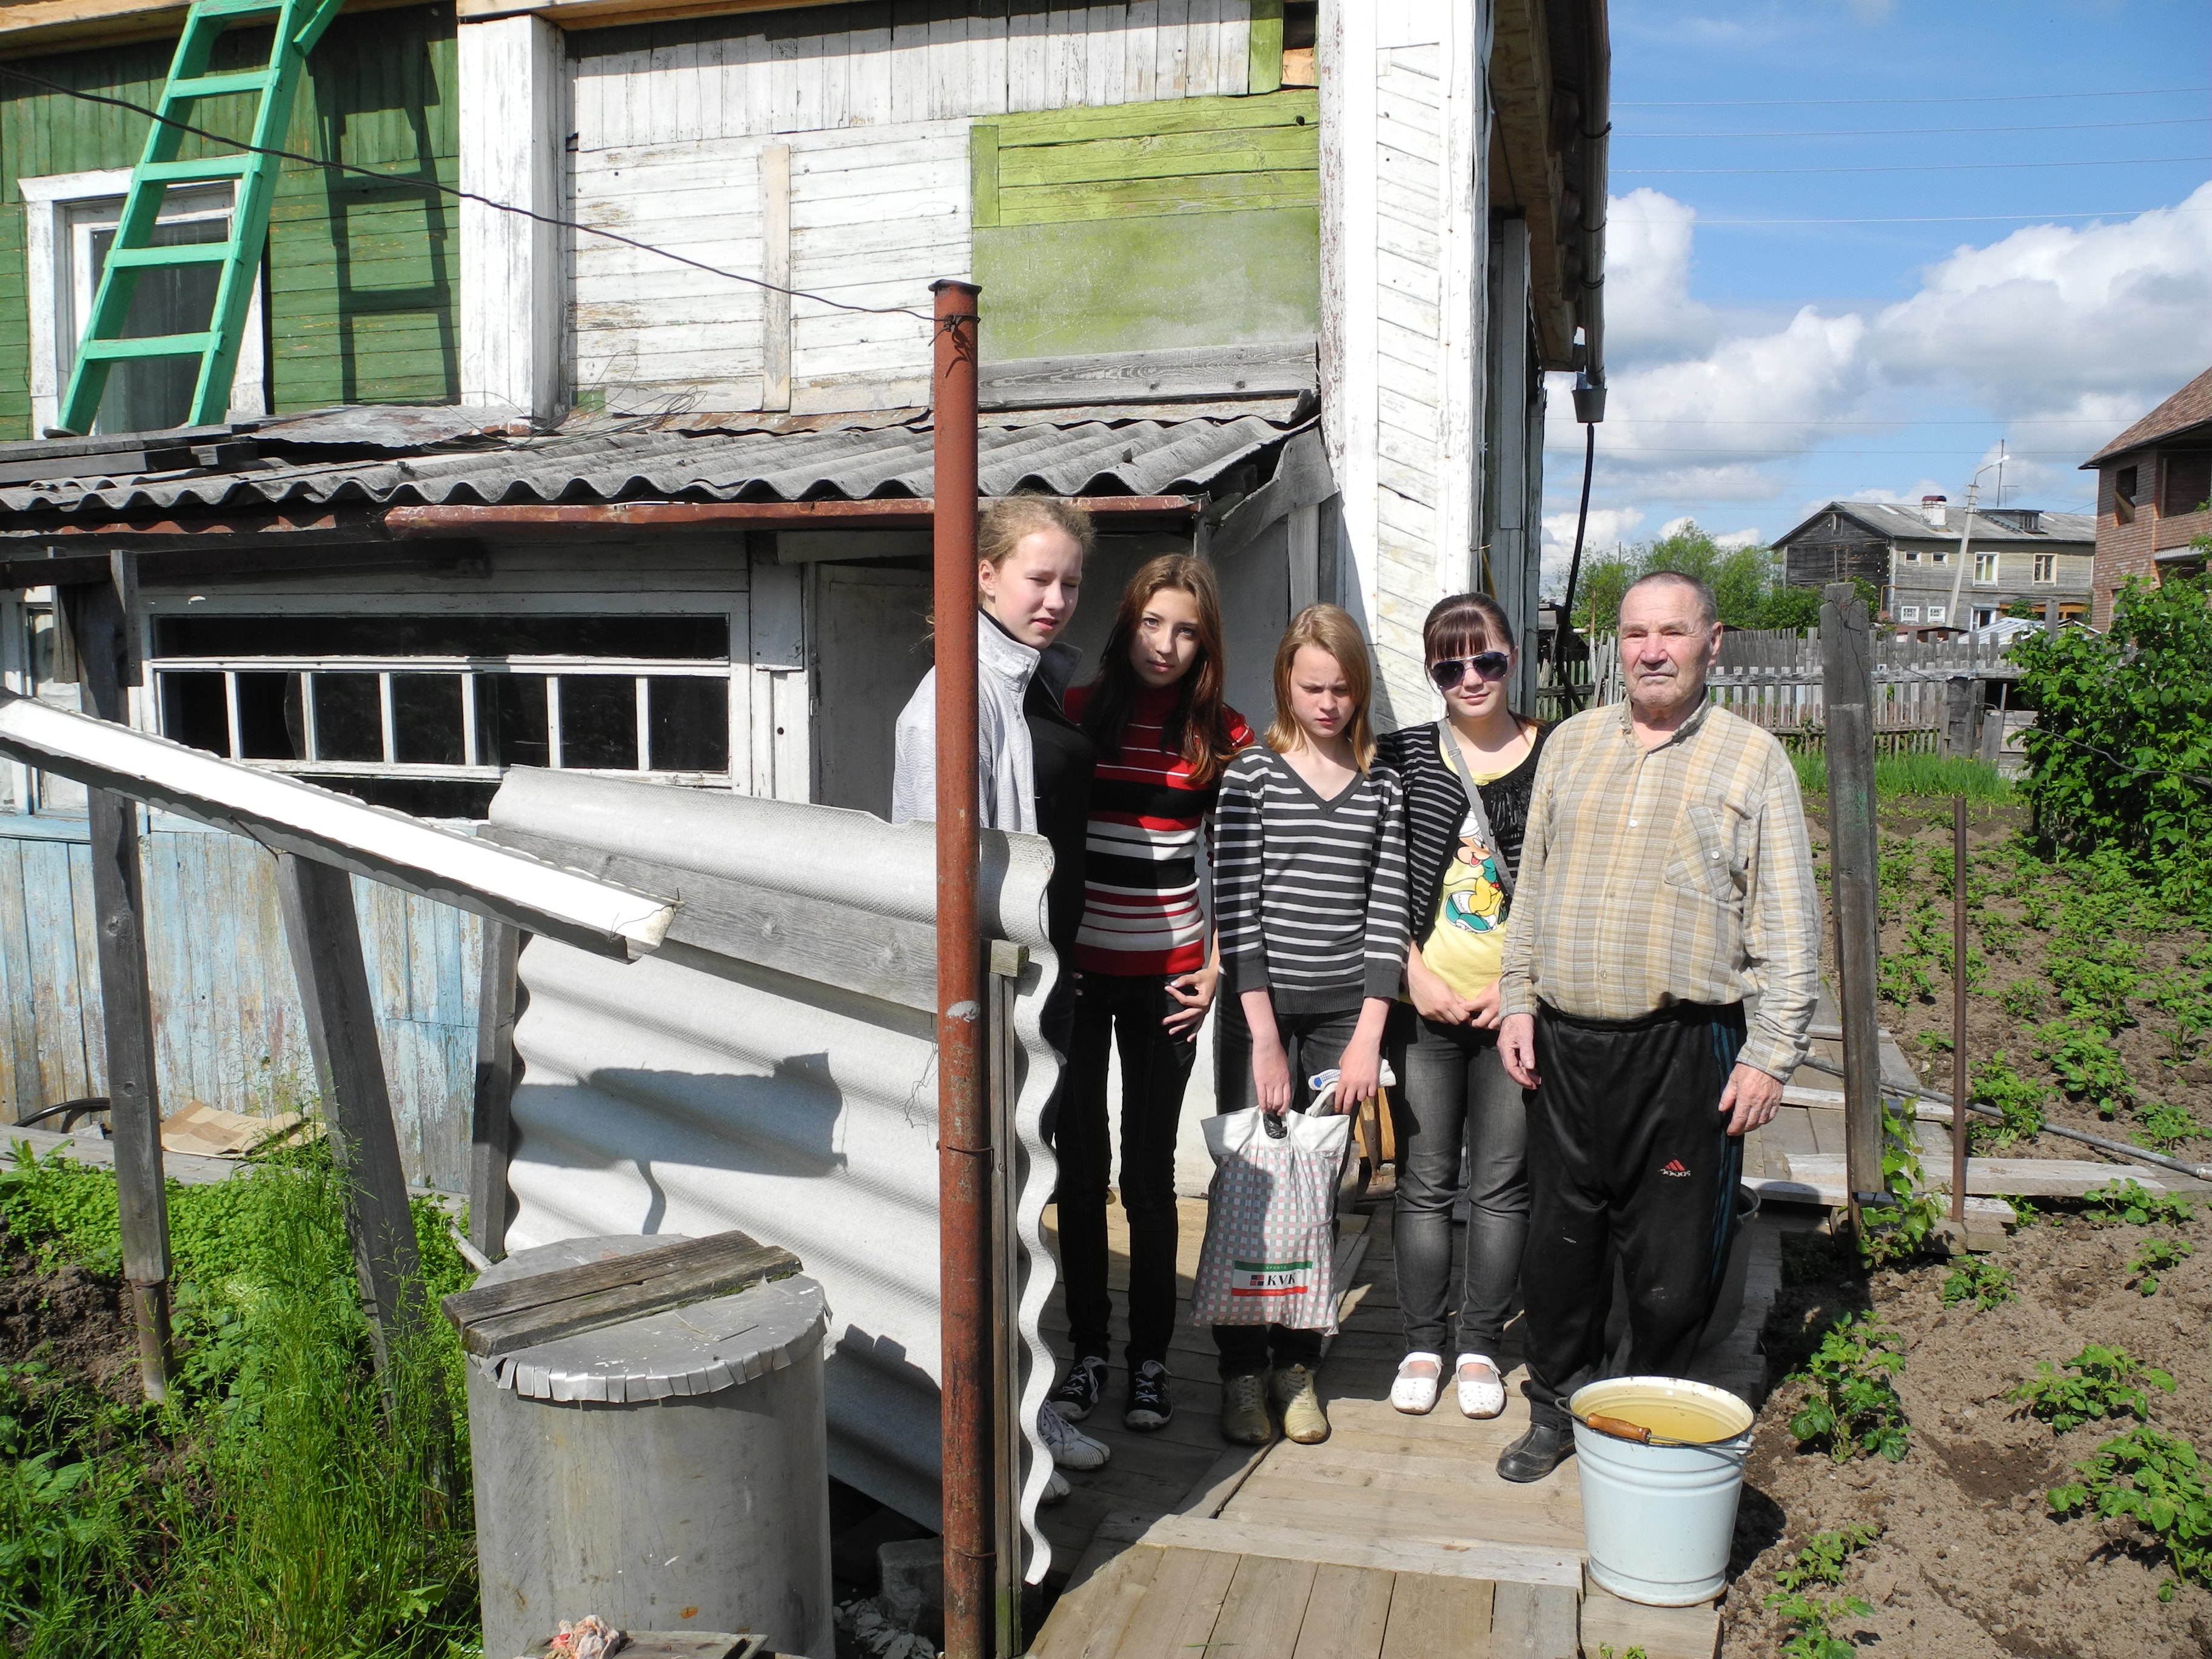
[{"xmin": 1491, "ymin": 570, "xmax": 1818, "ymax": 1483}]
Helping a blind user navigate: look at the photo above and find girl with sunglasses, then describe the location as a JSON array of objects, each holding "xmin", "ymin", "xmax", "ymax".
[{"xmin": 1375, "ymin": 593, "xmax": 1550, "ymax": 1421}]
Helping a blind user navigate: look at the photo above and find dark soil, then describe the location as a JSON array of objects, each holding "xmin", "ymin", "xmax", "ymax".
[
  {"xmin": 0, "ymin": 1224, "xmax": 141, "ymax": 1401},
  {"xmin": 1719, "ymin": 1201, "xmax": 2212, "ymax": 1657}
]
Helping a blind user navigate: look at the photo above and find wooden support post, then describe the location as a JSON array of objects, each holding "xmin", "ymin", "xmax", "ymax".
[
  {"xmin": 1820, "ymin": 583, "xmax": 1883, "ymax": 1228},
  {"xmin": 276, "ymin": 852, "xmax": 424, "ymax": 1370},
  {"xmin": 1951, "ymin": 797, "xmax": 1969, "ymax": 1225},
  {"xmin": 58, "ymin": 566, "xmax": 173, "ymax": 1404},
  {"xmin": 468, "ymin": 920, "xmax": 525, "ymax": 1264}
]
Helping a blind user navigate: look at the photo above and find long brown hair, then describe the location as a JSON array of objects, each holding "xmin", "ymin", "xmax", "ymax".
[
  {"xmin": 1265, "ymin": 604, "xmax": 1377, "ymax": 772},
  {"xmin": 1079, "ymin": 554, "xmax": 1240, "ymax": 787}
]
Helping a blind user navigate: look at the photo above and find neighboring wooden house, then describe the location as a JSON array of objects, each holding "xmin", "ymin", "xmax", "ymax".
[
  {"xmin": 1775, "ymin": 497, "xmax": 2093, "ymax": 632},
  {"xmin": 2081, "ymin": 363, "xmax": 2212, "ymax": 626},
  {"xmin": 0, "ymin": 0, "xmax": 1607, "ymax": 1168}
]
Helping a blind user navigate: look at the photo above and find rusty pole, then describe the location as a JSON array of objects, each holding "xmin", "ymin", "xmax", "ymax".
[
  {"xmin": 1951, "ymin": 796, "xmax": 1969, "ymax": 1225},
  {"xmin": 930, "ymin": 276, "xmax": 993, "ymax": 1659}
]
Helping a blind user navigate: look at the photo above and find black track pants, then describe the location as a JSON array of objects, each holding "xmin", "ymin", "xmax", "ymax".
[{"xmin": 1521, "ymin": 1000, "xmax": 1746, "ymax": 1431}]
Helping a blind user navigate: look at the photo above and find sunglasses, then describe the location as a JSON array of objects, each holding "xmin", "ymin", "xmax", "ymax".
[{"xmin": 1429, "ymin": 651, "xmax": 1512, "ymax": 689}]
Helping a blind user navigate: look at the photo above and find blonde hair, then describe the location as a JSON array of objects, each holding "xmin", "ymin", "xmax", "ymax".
[
  {"xmin": 977, "ymin": 494, "xmax": 1095, "ymax": 572},
  {"xmin": 1265, "ymin": 605, "xmax": 1377, "ymax": 772}
]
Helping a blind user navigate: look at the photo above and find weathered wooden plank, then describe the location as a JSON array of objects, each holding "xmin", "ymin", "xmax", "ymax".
[
  {"xmin": 1208, "ymin": 1554, "xmax": 1319, "ymax": 1657},
  {"xmin": 998, "ymin": 86, "xmax": 1318, "ymax": 146},
  {"xmin": 1578, "ymin": 1582, "xmax": 1721, "ymax": 1659},
  {"xmin": 997, "ymin": 167, "xmax": 1318, "ymax": 224},
  {"xmin": 1031, "ymin": 1543, "xmax": 1163, "ymax": 1659},
  {"xmin": 996, "ymin": 123, "xmax": 1318, "ymax": 187},
  {"xmin": 1290, "ymin": 1563, "xmax": 1395, "ymax": 1659},
  {"xmin": 1490, "ymin": 1581, "xmax": 1579, "ymax": 1659},
  {"xmin": 979, "ymin": 338, "xmax": 1315, "ymax": 409},
  {"xmin": 468, "ymin": 919, "xmax": 523, "ymax": 1262},
  {"xmin": 446, "ymin": 1238, "xmax": 801, "ymax": 1358},
  {"xmin": 1783, "ymin": 1150, "xmax": 2167, "ymax": 1199},
  {"xmin": 276, "ymin": 852, "xmax": 424, "ymax": 1373},
  {"xmin": 1379, "ymin": 1572, "xmax": 1494, "ymax": 1659},
  {"xmin": 1105, "ymin": 1546, "xmax": 1240, "ymax": 1659},
  {"xmin": 1141, "ymin": 1515, "xmax": 1583, "ymax": 1590}
]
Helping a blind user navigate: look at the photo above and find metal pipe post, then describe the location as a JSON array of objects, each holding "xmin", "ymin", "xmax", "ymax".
[
  {"xmin": 1820, "ymin": 583, "xmax": 1883, "ymax": 1229},
  {"xmin": 930, "ymin": 276, "xmax": 992, "ymax": 1659},
  {"xmin": 1951, "ymin": 796, "xmax": 1969, "ymax": 1224}
]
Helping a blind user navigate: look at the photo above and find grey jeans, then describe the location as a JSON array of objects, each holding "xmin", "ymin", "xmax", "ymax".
[{"xmin": 1389, "ymin": 1011, "xmax": 1530, "ymax": 1359}]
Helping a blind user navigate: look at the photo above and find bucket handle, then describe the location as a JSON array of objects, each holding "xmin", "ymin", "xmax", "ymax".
[{"xmin": 1577, "ymin": 1410, "xmax": 1743, "ymax": 1451}]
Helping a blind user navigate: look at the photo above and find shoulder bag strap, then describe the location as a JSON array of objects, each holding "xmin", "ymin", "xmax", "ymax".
[{"xmin": 1434, "ymin": 719, "xmax": 1515, "ymax": 900}]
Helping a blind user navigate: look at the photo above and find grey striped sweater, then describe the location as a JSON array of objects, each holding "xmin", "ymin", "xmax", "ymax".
[{"xmin": 1215, "ymin": 746, "xmax": 1412, "ymax": 1013}]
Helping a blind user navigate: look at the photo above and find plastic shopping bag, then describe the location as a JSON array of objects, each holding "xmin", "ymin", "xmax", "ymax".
[{"xmin": 1190, "ymin": 1092, "xmax": 1353, "ymax": 1333}]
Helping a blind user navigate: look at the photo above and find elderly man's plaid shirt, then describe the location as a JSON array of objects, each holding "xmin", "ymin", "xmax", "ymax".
[{"xmin": 1496, "ymin": 698, "xmax": 1820, "ymax": 1080}]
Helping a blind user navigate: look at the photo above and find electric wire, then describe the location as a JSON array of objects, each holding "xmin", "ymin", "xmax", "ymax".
[{"xmin": 0, "ymin": 62, "xmax": 934, "ymax": 323}]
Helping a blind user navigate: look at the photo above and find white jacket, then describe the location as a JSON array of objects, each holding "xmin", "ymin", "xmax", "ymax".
[{"xmin": 891, "ymin": 618, "xmax": 1082, "ymax": 833}]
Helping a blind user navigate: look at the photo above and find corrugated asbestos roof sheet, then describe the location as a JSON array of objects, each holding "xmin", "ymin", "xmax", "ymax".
[
  {"xmin": 1781, "ymin": 500, "xmax": 2094, "ymax": 546},
  {"xmin": 0, "ymin": 414, "xmax": 1297, "ymax": 517}
]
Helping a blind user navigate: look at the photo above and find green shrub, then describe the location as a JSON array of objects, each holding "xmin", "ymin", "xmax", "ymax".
[
  {"xmin": 1789, "ymin": 1315, "xmax": 1910, "ymax": 1463},
  {"xmin": 1940, "ymin": 1257, "xmax": 2016, "ymax": 1310},
  {"xmin": 2014, "ymin": 571, "xmax": 2212, "ymax": 909},
  {"xmin": 2049, "ymin": 1427, "xmax": 2212, "ymax": 1599},
  {"xmin": 2127, "ymin": 1239, "xmax": 2194, "ymax": 1296},
  {"xmin": 2011, "ymin": 1343, "xmax": 2175, "ymax": 1432},
  {"xmin": 2082, "ymin": 1178, "xmax": 2196, "ymax": 1228}
]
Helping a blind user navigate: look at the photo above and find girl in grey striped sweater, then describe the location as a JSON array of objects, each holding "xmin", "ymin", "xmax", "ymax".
[{"xmin": 1207, "ymin": 605, "xmax": 1411, "ymax": 1446}]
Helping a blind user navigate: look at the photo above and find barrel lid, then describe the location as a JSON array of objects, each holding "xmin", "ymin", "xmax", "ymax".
[{"xmin": 476, "ymin": 1235, "xmax": 827, "ymax": 1403}]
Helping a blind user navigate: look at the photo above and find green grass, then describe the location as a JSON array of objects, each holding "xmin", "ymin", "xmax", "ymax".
[
  {"xmin": 0, "ymin": 1141, "xmax": 477, "ymax": 1658},
  {"xmin": 1792, "ymin": 748, "xmax": 2016, "ymax": 801}
]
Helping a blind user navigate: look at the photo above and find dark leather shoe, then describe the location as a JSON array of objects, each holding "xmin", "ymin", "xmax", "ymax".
[{"xmin": 1496, "ymin": 1422, "xmax": 1574, "ymax": 1484}]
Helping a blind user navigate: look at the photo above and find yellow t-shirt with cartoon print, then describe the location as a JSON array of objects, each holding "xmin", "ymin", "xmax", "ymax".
[{"xmin": 1422, "ymin": 759, "xmax": 1517, "ymax": 1002}]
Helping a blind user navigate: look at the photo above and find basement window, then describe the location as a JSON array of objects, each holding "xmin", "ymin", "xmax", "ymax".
[
  {"xmin": 1899, "ymin": 605, "xmax": 1921, "ymax": 622},
  {"xmin": 147, "ymin": 612, "xmax": 733, "ymax": 819}
]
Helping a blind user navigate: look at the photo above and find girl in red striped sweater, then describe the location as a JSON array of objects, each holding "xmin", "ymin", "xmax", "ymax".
[{"xmin": 1048, "ymin": 555, "xmax": 1252, "ymax": 1433}]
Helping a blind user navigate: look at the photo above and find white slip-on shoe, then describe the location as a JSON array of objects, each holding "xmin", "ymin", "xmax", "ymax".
[
  {"xmin": 1455, "ymin": 1353, "xmax": 1506, "ymax": 1419},
  {"xmin": 1390, "ymin": 1351, "xmax": 1444, "ymax": 1415},
  {"xmin": 1041, "ymin": 1468, "xmax": 1071, "ymax": 1504},
  {"xmin": 1037, "ymin": 1401, "xmax": 1111, "ymax": 1470}
]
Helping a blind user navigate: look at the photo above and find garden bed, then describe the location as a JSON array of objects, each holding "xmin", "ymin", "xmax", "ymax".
[{"xmin": 1720, "ymin": 797, "xmax": 2212, "ymax": 1657}]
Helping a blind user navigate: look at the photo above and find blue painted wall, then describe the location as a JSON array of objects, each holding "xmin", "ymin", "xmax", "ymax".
[{"xmin": 0, "ymin": 813, "xmax": 479, "ymax": 1193}]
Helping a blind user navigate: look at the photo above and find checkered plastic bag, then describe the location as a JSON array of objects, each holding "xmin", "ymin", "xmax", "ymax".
[{"xmin": 1190, "ymin": 1100, "xmax": 1352, "ymax": 1333}]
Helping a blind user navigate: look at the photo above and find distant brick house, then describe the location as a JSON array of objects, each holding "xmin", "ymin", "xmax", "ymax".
[
  {"xmin": 1773, "ymin": 497, "xmax": 2093, "ymax": 630},
  {"xmin": 2083, "ymin": 365, "xmax": 2212, "ymax": 626}
]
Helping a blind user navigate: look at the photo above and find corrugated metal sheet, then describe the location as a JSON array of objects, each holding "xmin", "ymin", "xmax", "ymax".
[
  {"xmin": 0, "ymin": 816, "xmax": 479, "ymax": 1192},
  {"xmin": 482, "ymin": 769, "xmax": 1066, "ymax": 1578},
  {"xmin": 0, "ymin": 415, "xmax": 1297, "ymax": 517}
]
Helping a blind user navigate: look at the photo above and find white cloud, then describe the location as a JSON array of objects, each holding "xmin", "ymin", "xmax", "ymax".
[
  {"xmin": 1714, "ymin": 526, "xmax": 1763, "ymax": 549},
  {"xmin": 1538, "ymin": 506, "xmax": 1645, "ymax": 598},
  {"xmin": 1604, "ymin": 189, "xmax": 1717, "ymax": 362}
]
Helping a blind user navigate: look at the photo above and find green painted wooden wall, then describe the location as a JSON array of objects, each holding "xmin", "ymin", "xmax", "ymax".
[
  {"xmin": 971, "ymin": 89, "xmax": 1319, "ymax": 363},
  {"xmin": 0, "ymin": 4, "xmax": 458, "ymax": 437}
]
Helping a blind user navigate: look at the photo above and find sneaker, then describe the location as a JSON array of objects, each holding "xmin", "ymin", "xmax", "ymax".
[
  {"xmin": 1125, "ymin": 1360, "xmax": 1175, "ymax": 1431},
  {"xmin": 1049, "ymin": 1355, "xmax": 1105, "ymax": 1422},
  {"xmin": 1221, "ymin": 1373, "xmax": 1272, "ymax": 1444},
  {"xmin": 1041, "ymin": 1467, "xmax": 1071, "ymax": 1505},
  {"xmin": 1271, "ymin": 1364, "xmax": 1330, "ymax": 1444},
  {"xmin": 1036, "ymin": 1402, "xmax": 1110, "ymax": 1470}
]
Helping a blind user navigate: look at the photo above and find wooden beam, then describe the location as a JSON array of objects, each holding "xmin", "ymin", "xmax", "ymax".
[
  {"xmin": 979, "ymin": 341, "xmax": 1316, "ymax": 412},
  {"xmin": 276, "ymin": 851, "xmax": 424, "ymax": 1373},
  {"xmin": 0, "ymin": 0, "xmax": 419, "ymax": 59},
  {"xmin": 383, "ymin": 497, "xmax": 1203, "ymax": 538},
  {"xmin": 57, "ymin": 568, "xmax": 173, "ymax": 1404},
  {"xmin": 1138, "ymin": 1514, "xmax": 1584, "ymax": 1591},
  {"xmin": 1821, "ymin": 583, "xmax": 1884, "ymax": 1221},
  {"xmin": 1487, "ymin": 0, "xmax": 1577, "ymax": 367},
  {"xmin": 759, "ymin": 143, "xmax": 793, "ymax": 415},
  {"xmin": 467, "ymin": 920, "xmax": 524, "ymax": 1264},
  {"xmin": 455, "ymin": 0, "xmax": 843, "ymax": 25}
]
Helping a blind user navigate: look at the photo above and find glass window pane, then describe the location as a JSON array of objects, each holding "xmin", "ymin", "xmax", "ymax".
[
  {"xmin": 319, "ymin": 776, "xmax": 498, "ymax": 819},
  {"xmin": 235, "ymin": 671, "xmax": 303, "ymax": 760},
  {"xmin": 392, "ymin": 674, "xmax": 464, "ymax": 765},
  {"xmin": 313, "ymin": 672, "xmax": 383, "ymax": 763},
  {"xmin": 478, "ymin": 674, "xmax": 548, "ymax": 769},
  {"xmin": 646, "ymin": 676, "xmax": 730, "ymax": 772},
  {"xmin": 89, "ymin": 218, "xmax": 226, "ymax": 435},
  {"xmin": 558, "ymin": 676, "xmax": 637, "ymax": 770},
  {"xmin": 153, "ymin": 613, "xmax": 730, "ymax": 660},
  {"xmin": 158, "ymin": 670, "xmax": 228, "ymax": 754}
]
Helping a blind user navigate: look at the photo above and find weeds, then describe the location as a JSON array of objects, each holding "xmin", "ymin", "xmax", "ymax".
[
  {"xmin": 1772, "ymin": 1522, "xmax": 1883, "ymax": 1592},
  {"xmin": 2082, "ymin": 1179, "xmax": 2196, "ymax": 1228},
  {"xmin": 1859, "ymin": 1099, "xmax": 1944, "ymax": 1268},
  {"xmin": 2127, "ymin": 1239, "xmax": 2196, "ymax": 1296},
  {"xmin": 2049, "ymin": 1427, "xmax": 2212, "ymax": 1600},
  {"xmin": 2011, "ymin": 1344, "xmax": 2176, "ymax": 1432},
  {"xmin": 1999, "ymin": 979, "xmax": 2043, "ymax": 1021},
  {"xmin": 1968, "ymin": 1053, "xmax": 2046, "ymax": 1148},
  {"xmin": 2133, "ymin": 1100, "xmax": 2208, "ymax": 1151},
  {"xmin": 1940, "ymin": 1256, "xmax": 2016, "ymax": 1310},
  {"xmin": 1766, "ymin": 1525, "xmax": 1884, "ymax": 1659},
  {"xmin": 2035, "ymin": 1015, "xmax": 2137, "ymax": 1118},
  {"xmin": 1789, "ymin": 1315, "xmax": 1911, "ymax": 1464}
]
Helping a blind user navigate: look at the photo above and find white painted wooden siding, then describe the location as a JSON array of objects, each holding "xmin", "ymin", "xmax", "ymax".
[
  {"xmin": 569, "ymin": 1, "xmax": 1256, "ymax": 151},
  {"xmin": 570, "ymin": 120, "xmax": 970, "ymax": 414}
]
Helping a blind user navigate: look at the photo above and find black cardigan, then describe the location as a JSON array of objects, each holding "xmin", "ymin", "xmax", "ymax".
[{"xmin": 1375, "ymin": 720, "xmax": 1551, "ymax": 949}]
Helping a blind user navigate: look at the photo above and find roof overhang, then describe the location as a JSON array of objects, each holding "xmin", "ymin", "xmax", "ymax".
[{"xmin": 0, "ymin": 0, "xmax": 421, "ymax": 59}]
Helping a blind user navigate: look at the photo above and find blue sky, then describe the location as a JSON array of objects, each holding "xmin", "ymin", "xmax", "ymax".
[{"xmin": 1538, "ymin": 0, "xmax": 2212, "ymax": 584}]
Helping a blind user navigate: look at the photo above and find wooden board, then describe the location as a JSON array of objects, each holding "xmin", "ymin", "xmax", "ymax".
[
  {"xmin": 1782, "ymin": 1150, "xmax": 2165, "ymax": 1199},
  {"xmin": 1579, "ymin": 1583, "xmax": 1723, "ymax": 1659},
  {"xmin": 1139, "ymin": 1515, "xmax": 1584, "ymax": 1592},
  {"xmin": 1379, "ymin": 1572, "xmax": 1494, "ymax": 1659}
]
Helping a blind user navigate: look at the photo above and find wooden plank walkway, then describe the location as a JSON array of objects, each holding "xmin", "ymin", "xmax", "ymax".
[{"xmin": 1030, "ymin": 1188, "xmax": 1769, "ymax": 1658}]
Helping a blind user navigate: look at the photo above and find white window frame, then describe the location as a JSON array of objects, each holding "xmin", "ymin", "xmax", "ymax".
[
  {"xmin": 2033, "ymin": 553, "xmax": 2057, "ymax": 585},
  {"xmin": 1899, "ymin": 605, "xmax": 1921, "ymax": 622},
  {"xmin": 19, "ymin": 167, "xmax": 267, "ymax": 436},
  {"xmin": 1974, "ymin": 551, "xmax": 1999, "ymax": 586},
  {"xmin": 1925, "ymin": 604, "xmax": 1946, "ymax": 625}
]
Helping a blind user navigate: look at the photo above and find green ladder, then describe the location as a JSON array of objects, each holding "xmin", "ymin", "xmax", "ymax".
[{"xmin": 55, "ymin": 0, "xmax": 344, "ymax": 437}]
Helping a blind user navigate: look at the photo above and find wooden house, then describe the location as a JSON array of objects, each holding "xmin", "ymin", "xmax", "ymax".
[
  {"xmin": 2081, "ymin": 363, "xmax": 2212, "ymax": 626},
  {"xmin": 0, "ymin": 0, "xmax": 1609, "ymax": 1172},
  {"xmin": 1774, "ymin": 496, "xmax": 2093, "ymax": 632}
]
